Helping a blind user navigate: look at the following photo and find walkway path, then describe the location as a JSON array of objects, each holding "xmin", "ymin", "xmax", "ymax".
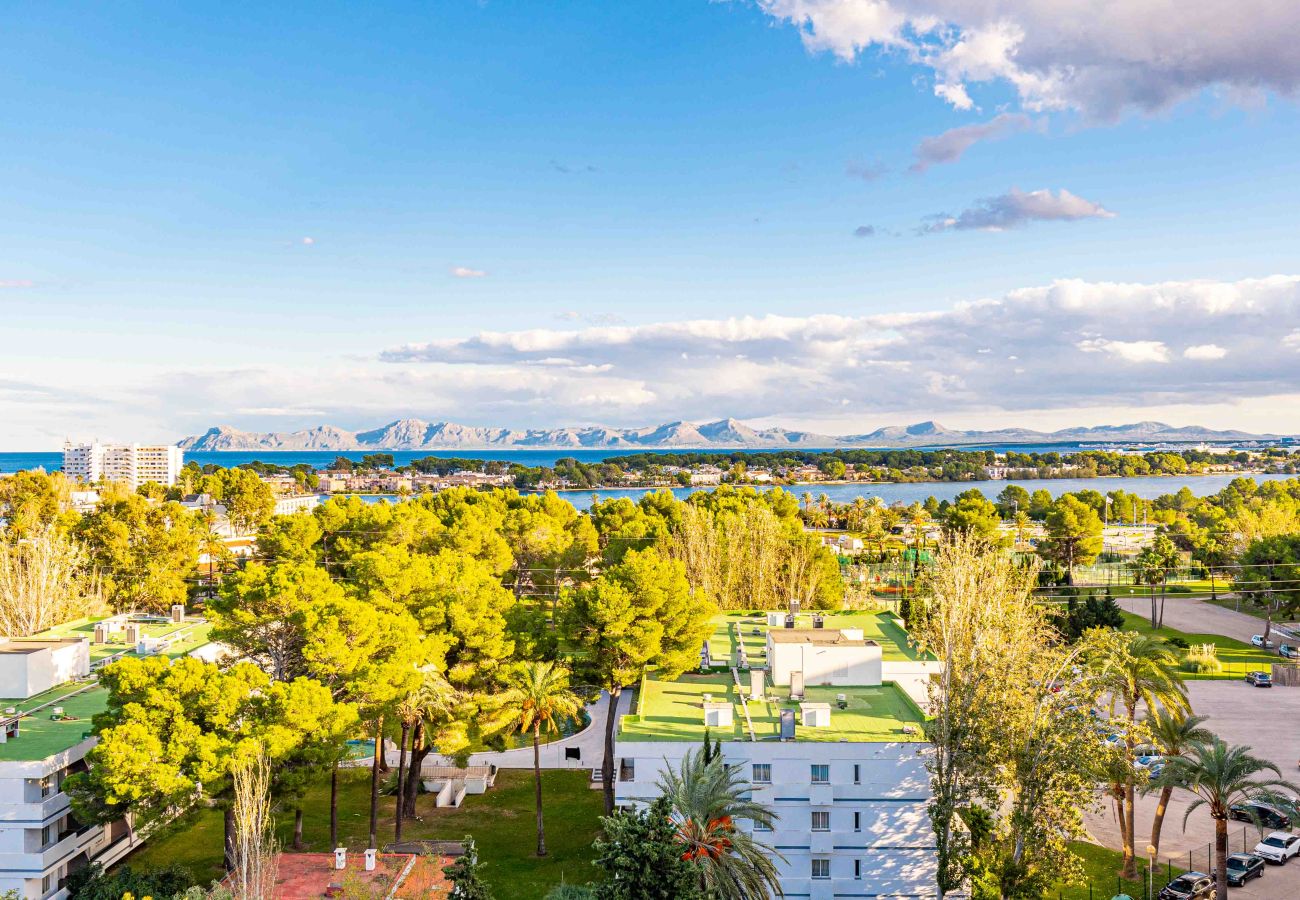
[
  {"xmin": 388, "ymin": 690, "xmax": 633, "ymax": 772},
  {"xmin": 1113, "ymin": 592, "xmax": 1277, "ymax": 645}
]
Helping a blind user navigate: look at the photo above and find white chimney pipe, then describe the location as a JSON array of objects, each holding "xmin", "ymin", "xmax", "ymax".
[
  {"xmin": 334, "ymin": 848, "xmax": 346, "ymax": 870},
  {"xmin": 364, "ymin": 848, "xmax": 377, "ymax": 871}
]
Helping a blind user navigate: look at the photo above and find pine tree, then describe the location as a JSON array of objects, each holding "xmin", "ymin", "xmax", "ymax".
[{"xmin": 444, "ymin": 836, "xmax": 495, "ymax": 900}]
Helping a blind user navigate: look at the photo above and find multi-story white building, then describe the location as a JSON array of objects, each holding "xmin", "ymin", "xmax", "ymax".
[
  {"xmin": 615, "ymin": 610, "xmax": 939, "ymax": 899},
  {"xmin": 61, "ymin": 443, "xmax": 184, "ymax": 490},
  {"xmin": 0, "ymin": 612, "xmax": 214, "ymax": 898}
]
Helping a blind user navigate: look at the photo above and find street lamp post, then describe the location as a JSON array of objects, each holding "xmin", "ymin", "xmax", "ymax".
[{"xmin": 1147, "ymin": 844, "xmax": 1157, "ymax": 900}]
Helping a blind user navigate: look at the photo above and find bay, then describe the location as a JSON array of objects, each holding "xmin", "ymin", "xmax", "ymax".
[{"xmin": 347, "ymin": 472, "xmax": 1296, "ymax": 512}]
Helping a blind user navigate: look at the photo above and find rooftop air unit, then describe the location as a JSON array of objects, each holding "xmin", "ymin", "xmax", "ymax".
[
  {"xmin": 789, "ymin": 598, "xmax": 801, "ymax": 616},
  {"xmin": 171, "ymin": 604, "xmax": 185, "ymax": 623},
  {"xmin": 812, "ymin": 614, "xmax": 824, "ymax": 629},
  {"xmin": 790, "ymin": 670, "xmax": 805, "ymax": 701},
  {"xmin": 779, "ymin": 708, "xmax": 795, "ymax": 741},
  {"xmin": 784, "ymin": 615, "xmax": 795, "ymax": 629},
  {"xmin": 749, "ymin": 667, "xmax": 766, "ymax": 701}
]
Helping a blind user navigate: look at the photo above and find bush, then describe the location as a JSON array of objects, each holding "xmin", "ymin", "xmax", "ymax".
[
  {"xmin": 66, "ymin": 863, "xmax": 194, "ymax": 900},
  {"xmin": 544, "ymin": 886, "xmax": 596, "ymax": 900},
  {"xmin": 1183, "ymin": 651, "xmax": 1222, "ymax": 674},
  {"xmin": 1167, "ymin": 636, "xmax": 1190, "ymax": 649},
  {"xmin": 1167, "ymin": 585, "xmax": 1192, "ymax": 594}
]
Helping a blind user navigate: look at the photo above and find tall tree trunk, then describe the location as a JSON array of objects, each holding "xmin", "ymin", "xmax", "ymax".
[
  {"xmin": 403, "ymin": 721, "xmax": 430, "ymax": 819},
  {"xmin": 394, "ymin": 721, "xmax": 410, "ymax": 842},
  {"xmin": 533, "ymin": 725, "xmax": 547, "ymax": 857},
  {"xmin": 1214, "ymin": 816, "xmax": 1228, "ymax": 899},
  {"xmin": 1150, "ymin": 583, "xmax": 1158, "ymax": 630},
  {"xmin": 330, "ymin": 764, "xmax": 339, "ymax": 848},
  {"xmin": 602, "ymin": 686, "xmax": 621, "ymax": 815},
  {"xmin": 368, "ymin": 715, "xmax": 383, "ymax": 849},
  {"xmin": 293, "ymin": 807, "xmax": 304, "ymax": 851},
  {"xmin": 1159, "ymin": 581, "xmax": 1167, "ymax": 629},
  {"xmin": 1150, "ymin": 785, "xmax": 1173, "ymax": 860},
  {"xmin": 223, "ymin": 804, "xmax": 236, "ymax": 872}
]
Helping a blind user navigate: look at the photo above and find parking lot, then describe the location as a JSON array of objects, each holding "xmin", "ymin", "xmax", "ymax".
[{"xmin": 1084, "ymin": 680, "xmax": 1300, "ymax": 898}]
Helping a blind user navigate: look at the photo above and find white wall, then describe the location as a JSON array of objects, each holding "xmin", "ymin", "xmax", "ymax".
[
  {"xmin": 768, "ymin": 638, "xmax": 883, "ymax": 687},
  {"xmin": 614, "ymin": 740, "xmax": 937, "ymax": 899}
]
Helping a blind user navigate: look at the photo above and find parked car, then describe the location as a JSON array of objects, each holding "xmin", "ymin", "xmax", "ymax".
[
  {"xmin": 1253, "ymin": 830, "xmax": 1300, "ymax": 864},
  {"xmin": 1245, "ymin": 671, "xmax": 1273, "ymax": 687},
  {"xmin": 1229, "ymin": 801, "xmax": 1292, "ymax": 830},
  {"xmin": 1252, "ymin": 634, "xmax": 1275, "ymax": 648},
  {"xmin": 1157, "ymin": 872, "xmax": 1216, "ymax": 899},
  {"xmin": 1136, "ymin": 754, "xmax": 1166, "ymax": 777},
  {"xmin": 1280, "ymin": 643, "xmax": 1300, "ymax": 659},
  {"xmin": 1225, "ymin": 853, "xmax": 1266, "ymax": 886}
]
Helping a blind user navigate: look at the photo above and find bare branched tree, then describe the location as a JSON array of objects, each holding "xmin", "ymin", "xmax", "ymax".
[
  {"xmin": 0, "ymin": 527, "xmax": 103, "ymax": 636},
  {"xmin": 230, "ymin": 749, "xmax": 279, "ymax": 900}
]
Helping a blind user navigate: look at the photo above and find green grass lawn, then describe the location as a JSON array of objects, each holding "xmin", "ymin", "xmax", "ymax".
[
  {"xmin": 121, "ymin": 768, "xmax": 604, "ymax": 899},
  {"xmin": 1059, "ymin": 841, "xmax": 1185, "ymax": 900},
  {"xmin": 1118, "ymin": 612, "xmax": 1277, "ymax": 679}
]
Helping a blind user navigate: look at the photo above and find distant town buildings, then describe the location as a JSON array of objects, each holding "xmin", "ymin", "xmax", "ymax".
[{"xmin": 61, "ymin": 442, "xmax": 183, "ymax": 489}]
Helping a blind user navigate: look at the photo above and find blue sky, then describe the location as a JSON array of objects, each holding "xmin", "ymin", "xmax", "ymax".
[{"xmin": 2, "ymin": 1, "xmax": 1300, "ymax": 447}]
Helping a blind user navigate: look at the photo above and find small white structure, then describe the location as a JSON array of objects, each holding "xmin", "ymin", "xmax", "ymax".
[
  {"xmin": 767, "ymin": 629, "xmax": 883, "ymax": 688},
  {"xmin": 800, "ymin": 702, "xmax": 832, "ymax": 728},
  {"xmin": 703, "ymin": 701, "xmax": 733, "ymax": 728},
  {"xmin": 364, "ymin": 848, "xmax": 377, "ymax": 871},
  {"xmin": 0, "ymin": 638, "xmax": 90, "ymax": 699},
  {"xmin": 334, "ymin": 848, "xmax": 347, "ymax": 870},
  {"xmin": 766, "ymin": 611, "xmax": 785, "ymax": 627}
]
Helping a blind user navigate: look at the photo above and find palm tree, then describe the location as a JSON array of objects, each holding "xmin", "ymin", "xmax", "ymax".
[
  {"xmin": 509, "ymin": 661, "xmax": 583, "ymax": 857},
  {"xmin": 1086, "ymin": 630, "xmax": 1189, "ymax": 878},
  {"xmin": 657, "ymin": 747, "xmax": 785, "ymax": 899},
  {"xmin": 393, "ymin": 669, "xmax": 464, "ymax": 827},
  {"xmin": 1161, "ymin": 737, "xmax": 1300, "ymax": 899},
  {"xmin": 1145, "ymin": 709, "xmax": 1212, "ymax": 860}
]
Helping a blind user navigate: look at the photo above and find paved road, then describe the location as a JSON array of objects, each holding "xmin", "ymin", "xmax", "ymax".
[
  {"xmin": 1085, "ymin": 680, "xmax": 1300, "ymax": 899},
  {"xmin": 1113, "ymin": 593, "xmax": 1283, "ymax": 646}
]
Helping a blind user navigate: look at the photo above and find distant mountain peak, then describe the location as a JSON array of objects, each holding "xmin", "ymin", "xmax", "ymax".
[{"xmin": 174, "ymin": 418, "xmax": 1286, "ymax": 452}]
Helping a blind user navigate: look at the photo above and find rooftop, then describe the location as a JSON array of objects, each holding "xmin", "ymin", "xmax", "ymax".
[
  {"xmin": 620, "ymin": 672, "xmax": 925, "ymax": 743},
  {"xmin": 706, "ymin": 610, "xmax": 928, "ymax": 667},
  {"xmin": 0, "ymin": 615, "xmax": 213, "ymax": 762},
  {"xmin": 767, "ymin": 629, "xmax": 873, "ymax": 646},
  {"xmin": 236, "ymin": 852, "xmax": 450, "ymax": 899}
]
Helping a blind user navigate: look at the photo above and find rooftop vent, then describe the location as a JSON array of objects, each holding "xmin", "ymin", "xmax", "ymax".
[
  {"xmin": 812, "ymin": 614, "xmax": 825, "ymax": 629},
  {"xmin": 801, "ymin": 702, "xmax": 832, "ymax": 728},
  {"xmin": 703, "ymin": 701, "xmax": 733, "ymax": 727},
  {"xmin": 789, "ymin": 670, "xmax": 805, "ymax": 702},
  {"xmin": 334, "ymin": 848, "xmax": 346, "ymax": 870},
  {"xmin": 789, "ymin": 598, "xmax": 801, "ymax": 616},
  {"xmin": 749, "ymin": 668, "xmax": 766, "ymax": 701}
]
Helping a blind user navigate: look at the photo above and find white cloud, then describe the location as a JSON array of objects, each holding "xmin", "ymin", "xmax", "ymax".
[
  {"xmin": 911, "ymin": 113, "xmax": 1033, "ymax": 172},
  {"xmin": 1184, "ymin": 344, "xmax": 1227, "ymax": 360},
  {"xmin": 301, "ymin": 237, "xmax": 315, "ymax": 246},
  {"xmin": 10, "ymin": 274, "xmax": 1300, "ymax": 445},
  {"xmin": 0, "ymin": 279, "xmax": 35, "ymax": 289},
  {"xmin": 1077, "ymin": 338, "xmax": 1170, "ymax": 364},
  {"xmin": 933, "ymin": 82, "xmax": 973, "ymax": 110},
  {"xmin": 923, "ymin": 187, "xmax": 1114, "ymax": 232},
  {"xmin": 451, "ymin": 266, "xmax": 487, "ymax": 278},
  {"xmin": 757, "ymin": 0, "xmax": 1300, "ymax": 120}
]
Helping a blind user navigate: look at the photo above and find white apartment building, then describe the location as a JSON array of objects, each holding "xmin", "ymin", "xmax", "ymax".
[
  {"xmin": 0, "ymin": 613, "xmax": 214, "ymax": 898},
  {"xmin": 61, "ymin": 443, "xmax": 184, "ymax": 490},
  {"xmin": 615, "ymin": 610, "xmax": 939, "ymax": 899}
]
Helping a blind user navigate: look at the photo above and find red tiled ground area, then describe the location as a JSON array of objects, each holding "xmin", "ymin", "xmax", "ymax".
[{"xmin": 266, "ymin": 853, "xmax": 451, "ymax": 898}]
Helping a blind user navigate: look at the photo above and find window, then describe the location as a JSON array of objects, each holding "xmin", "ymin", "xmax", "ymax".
[
  {"xmin": 618, "ymin": 759, "xmax": 635, "ymax": 782},
  {"xmin": 853, "ymin": 811, "xmax": 861, "ymax": 832},
  {"xmin": 854, "ymin": 859, "xmax": 862, "ymax": 880},
  {"xmin": 811, "ymin": 811, "xmax": 830, "ymax": 831},
  {"xmin": 853, "ymin": 764, "xmax": 860, "ymax": 784},
  {"xmin": 811, "ymin": 859, "xmax": 831, "ymax": 880},
  {"xmin": 41, "ymin": 824, "xmax": 52, "ymax": 847},
  {"xmin": 41, "ymin": 874, "xmax": 52, "ymax": 895},
  {"xmin": 754, "ymin": 818, "xmax": 773, "ymax": 832},
  {"xmin": 811, "ymin": 764, "xmax": 830, "ymax": 784},
  {"xmin": 752, "ymin": 763, "xmax": 771, "ymax": 783}
]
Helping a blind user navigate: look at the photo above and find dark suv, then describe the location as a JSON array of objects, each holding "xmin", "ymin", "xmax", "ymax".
[
  {"xmin": 1226, "ymin": 852, "xmax": 1265, "ymax": 886},
  {"xmin": 1229, "ymin": 801, "xmax": 1292, "ymax": 830},
  {"xmin": 1157, "ymin": 872, "xmax": 1216, "ymax": 900}
]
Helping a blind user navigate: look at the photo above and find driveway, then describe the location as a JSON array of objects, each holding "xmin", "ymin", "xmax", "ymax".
[
  {"xmin": 1084, "ymin": 679, "xmax": 1300, "ymax": 899},
  {"xmin": 1114, "ymin": 593, "xmax": 1275, "ymax": 646}
]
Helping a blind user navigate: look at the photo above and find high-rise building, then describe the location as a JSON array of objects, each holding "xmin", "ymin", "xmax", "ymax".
[{"xmin": 61, "ymin": 443, "xmax": 183, "ymax": 489}]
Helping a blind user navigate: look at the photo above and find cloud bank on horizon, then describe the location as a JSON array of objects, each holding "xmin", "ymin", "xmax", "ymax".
[{"xmin": 10, "ymin": 274, "xmax": 1300, "ymax": 445}]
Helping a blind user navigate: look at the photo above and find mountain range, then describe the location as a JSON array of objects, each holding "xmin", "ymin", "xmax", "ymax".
[{"xmin": 176, "ymin": 419, "xmax": 1284, "ymax": 451}]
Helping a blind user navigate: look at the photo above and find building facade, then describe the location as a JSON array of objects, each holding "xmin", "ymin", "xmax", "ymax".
[
  {"xmin": 61, "ymin": 443, "xmax": 184, "ymax": 489},
  {"xmin": 614, "ymin": 609, "xmax": 939, "ymax": 899}
]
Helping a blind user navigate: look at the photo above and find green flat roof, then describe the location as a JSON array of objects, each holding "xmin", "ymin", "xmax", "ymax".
[
  {"xmin": 0, "ymin": 683, "xmax": 103, "ymax": 762},
  {"xmin": 706, "ymin": 610, "xmax": 930, "ymax": 668},
  {"xmin": 0, "ymin": 616, "xmax": 215, "ymax": 762},
  {"xmin": 620, "ymin": 673, "xmax": 924, "ymax": 744}
]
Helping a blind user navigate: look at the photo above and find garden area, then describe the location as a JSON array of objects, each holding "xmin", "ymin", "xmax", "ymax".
[
  {"xmin": 121, "ymin": 769, "xmax": 604, "ymax": 899},
  {"xmin": 1118, "ymin": 611, "xmax": 1278, "ymax": 678},
  {"xmin": 1058, "ymin": 842, "xmax": 1185, "ymax": 900}
]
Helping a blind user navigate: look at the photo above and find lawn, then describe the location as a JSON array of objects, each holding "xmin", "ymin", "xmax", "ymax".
[
  {"xmin": 121, "ymin": 768, "xmax": 604, "ymax": 899},
  {"xmin": 1119, "ymin": 612, "xmax": 1277, "ymax": 679},
  {"xmin": 706, "ymin": 610, "xmax": 927, "ymax": 667},
  {"xmin": 1058, "ymin": 841, "xmax": 1185, "ymax": 900}
]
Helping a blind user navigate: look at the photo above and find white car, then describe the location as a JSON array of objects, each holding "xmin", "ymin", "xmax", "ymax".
[
  {"xmin": 1253, "ymin": 830, "xmax": 1300, "ymax": 864},
  {"xmin": 1252, "ymin": 634, "xmax": 1275, "ymax": 649}
]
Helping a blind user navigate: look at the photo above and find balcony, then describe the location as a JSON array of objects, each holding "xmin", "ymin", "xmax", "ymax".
[{"xmin": 0, "ymin": 792, "xmax": 70, "ymax": 823}]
